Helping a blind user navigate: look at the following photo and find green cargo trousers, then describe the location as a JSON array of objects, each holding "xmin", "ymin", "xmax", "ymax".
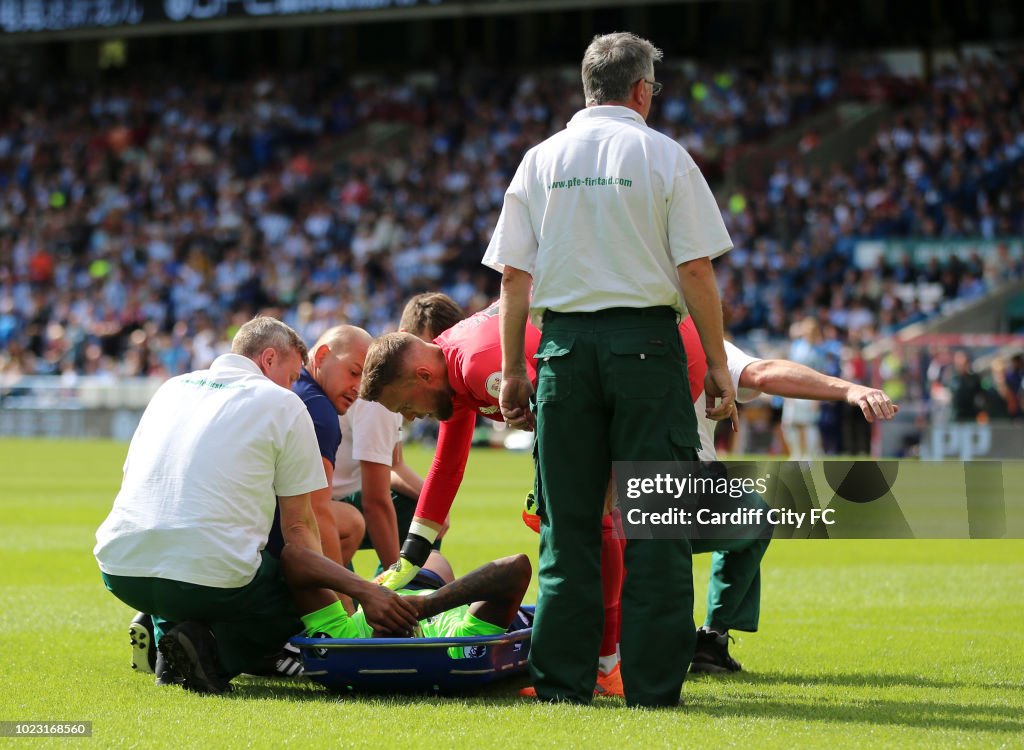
[
  {"xmin": 101, "ymin": 550, "xmax": 302, "ymax": 678},
  {"xmin": 529, "ymin": 307, "xmax": 700, "ymax": 707},
  {"xmin": 692, "ymin": 490, "xmax": 773, "ymax": 633}
]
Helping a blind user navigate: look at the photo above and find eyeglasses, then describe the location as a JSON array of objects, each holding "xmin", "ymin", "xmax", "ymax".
[{"xmin": 637, "ymin": 78, "xmax": 663, "ymax": 97}]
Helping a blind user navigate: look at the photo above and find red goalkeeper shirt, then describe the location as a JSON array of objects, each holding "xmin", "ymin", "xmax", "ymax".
[{"xmin": 415, "ymin": 301, "xmax": 541, "ymax": 525}]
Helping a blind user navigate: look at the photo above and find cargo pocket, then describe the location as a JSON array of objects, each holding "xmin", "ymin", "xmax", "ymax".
[
  {"xmin": 609, "ymin": 333, "xmax": 670, "ymax": 398},
  {"xmin": 534, "ymin": 336, "xmax": 574, "ymax": 403},
  {"xmin": 670, "ymin": 424, "xmax": 701, "ymax": 457}
]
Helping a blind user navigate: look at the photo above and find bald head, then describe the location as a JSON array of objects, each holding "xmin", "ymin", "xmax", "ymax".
[
  {"xmin": 308, "ymin": 324, "xmax": 372, "ymax": 415},
  {"xmin": 312, "ymin": 325, "xmax": 372, "ymax": 357}
]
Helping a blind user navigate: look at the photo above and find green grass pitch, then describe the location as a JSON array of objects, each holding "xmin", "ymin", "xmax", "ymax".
[{"xmin": 1, "ymin": 438, "xmax": 1022, "ymax": 748}]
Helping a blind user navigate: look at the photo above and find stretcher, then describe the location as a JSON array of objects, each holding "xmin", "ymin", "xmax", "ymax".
[{"xmin": 290, "ymin": 606, "xmax": 533, "ymax": 693}]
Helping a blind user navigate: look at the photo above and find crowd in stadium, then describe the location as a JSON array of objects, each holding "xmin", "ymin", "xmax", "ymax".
[{"xmin": 2, "ymin": 48, "xmax": 1023, "ymax": 439}]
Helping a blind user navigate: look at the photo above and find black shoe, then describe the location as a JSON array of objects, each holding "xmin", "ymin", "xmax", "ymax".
[
  {"xmin": 690, "ymin": 628, "xmax": 742, "ymax": 674},
  {"xmin": 158, "ymin": 622, "xmax": 232, "ymax": 694},
  {"xmin": 243, "ymin": 641, "xmax": 305, "ymax": 678},
  {"xmin": 129, "ymin": 612, "xmax": 156, "ymax": 674},
  {"xmin": 269, "ymin": 641, "xmax": 305, "ymax": 677},
  {"xmin": 154, "ymin": 649, "xmax": 184, "ymax": 687}
]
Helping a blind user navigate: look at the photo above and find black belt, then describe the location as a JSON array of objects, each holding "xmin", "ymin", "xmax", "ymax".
[{"xmin": 544, "ymin": 305, "xmax": 675, "ymax": 322}]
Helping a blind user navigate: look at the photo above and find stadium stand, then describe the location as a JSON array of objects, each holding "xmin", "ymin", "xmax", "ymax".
[{"xmin": 2, "ymin": 48, "xmax": 1022, "ymax": 450}]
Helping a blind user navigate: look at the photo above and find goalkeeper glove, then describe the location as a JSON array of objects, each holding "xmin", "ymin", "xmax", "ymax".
[
  {"xmin": 522, "ymin": 492, "xmax": 541, "ymax": 534},
  {"xmin": 373, "ymin": 533, "xmax": 433, "ymax": 590}
]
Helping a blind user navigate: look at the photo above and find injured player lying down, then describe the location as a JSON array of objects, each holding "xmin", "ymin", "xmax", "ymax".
[{"xmin": 301, "ymin": 551, "xmax": 532, "ymax": 647}]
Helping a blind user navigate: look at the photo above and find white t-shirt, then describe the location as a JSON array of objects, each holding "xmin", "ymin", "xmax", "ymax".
[
  {"xmin": 482, "ymin": 105, "xmax": 732, "ymax": 327},
  {"xmin": 94, "ymin": 353, "xmax": 326, "ymax": 588},
  {"xmin": 695, "ymin": 341, "xmax": 763, "ymax": 461},
  {"xmin": 332, "ymin": 399, "xmax": 403, "ymax": 498}
]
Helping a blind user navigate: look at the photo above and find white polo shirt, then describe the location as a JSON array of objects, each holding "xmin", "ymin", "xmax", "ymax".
[
  {"xmin": 695, "ymin": 341, "xmax": 763, "ymax": 461},
  {"xmin": 482, "ymin": 105, "xmax": 732, "ymax": 326},
  {"xmin": 332, "ymin": 399, "xmax": 403, "ymax": 498},
  {"xmin": 94, "ymin": 353, "xmax": 326, "ymax": 588}
]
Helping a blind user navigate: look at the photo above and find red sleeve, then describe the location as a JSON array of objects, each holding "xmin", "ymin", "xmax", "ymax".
[
  {"xmin": 413, "ymin": 406, "xmax": 476, "ymax": 525},
  {"xmin": 679, "ymin": 318, "xmax": 706, "ymax": 402}
]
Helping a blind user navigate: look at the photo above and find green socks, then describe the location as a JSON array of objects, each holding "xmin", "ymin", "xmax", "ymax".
[{"xmin": 300, "ymin": 600, "xmax": 350, "ymax": 638}]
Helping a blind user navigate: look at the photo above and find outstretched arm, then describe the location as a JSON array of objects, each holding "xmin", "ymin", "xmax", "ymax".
[
  {"xmin": 740, "ymin": 359, "xmax": 899, "ymax": 423},
  {"xmin": 407, "ymin": 554, "xmax": 532, "ymax": 631}
]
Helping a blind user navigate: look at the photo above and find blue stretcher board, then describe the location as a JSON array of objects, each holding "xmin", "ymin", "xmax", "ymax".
[{"xmin": 290, "ymin": 606, "xmax": 534, "ymax": 693}]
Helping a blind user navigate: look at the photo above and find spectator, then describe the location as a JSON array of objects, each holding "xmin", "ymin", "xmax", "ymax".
[
  {"xmin": 2, "ymin": 50, "xmax": 1021, "ymax": 448},
  {"xmin": 781, "ymin": 317, "xmax": 824, "ymax": 458},
  {"xmin": 948, "ymin": 349, "xmax": 985, "ymax": 422},
  {"xmin": 1004, "ymin": 353, "xmax": 1024, "ymax": 417}
]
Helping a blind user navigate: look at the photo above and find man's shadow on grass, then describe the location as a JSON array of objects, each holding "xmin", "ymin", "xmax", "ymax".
[
  {"xmin": 682, "ymin": 670, "xmax": 1023, "ymax": 734},
  {"xmin": 227, "ymin": 671, "xmax": 1024, "ymax": 733},
  {"xmin": 731, "ymin": 670, "xmax": 1023, "ymax": 693},
  {"xmin": 226, "ymin": 672, "xmax": 536, "ymax": 704}
]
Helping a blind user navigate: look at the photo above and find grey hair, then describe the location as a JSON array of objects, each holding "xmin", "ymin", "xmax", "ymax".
[
  {"xmin": 581, "ymin": 32, "xmax": 663, "ymax": 105},
  {"xmin": 231, "ymin": 316, "xmax": 308, "ymax": 362}
]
